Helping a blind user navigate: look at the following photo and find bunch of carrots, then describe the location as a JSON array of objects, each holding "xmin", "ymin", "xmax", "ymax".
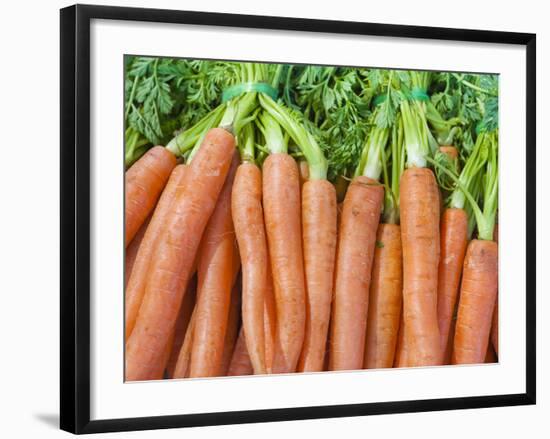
[{"xmin": 124, "ymin": 60, "xmax": 499, "ymax": 381}]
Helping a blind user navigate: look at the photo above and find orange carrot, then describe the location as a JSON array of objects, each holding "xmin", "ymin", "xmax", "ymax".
[
  {"xmin": 165, "ymin": 276, "xmax": 197, "ymax": 378},
  {"xmin": 491, "ymin": 223, "xmax": 499, "ymax": 355},
  {"xmin": 439, "ymin": 146, "xmax": 459, "ymax": 159},
  {"xmin": 228, "ymin": 328, "xmax": 253, "ymax": 376},
  {"xmin": 172, "ymin": 311, "xmax": 196, "ymax": 379},
  {"xmin": 393, "ymin": 316, "xmax": 408, "ymax": 367},
  {"xmin": 263, "ymin": 153, "xmax": 306, "ymax": 373},
  {"xmin": 442, "ymin": 314, "xmax": 457, "ymax": 365},
  {"xmin": 400, "ymin": 167, "xmax": 442, "ymax": 366},
  {"xmin": 125, "ymin": 146, "xmax": 176, "ymax": 247},
  {"xmin": 152, "ymin": 332, "xmax": 175, "ymax": 380},
  {"xmin": 330, "ymin": 177, "xmax": 384, "ymax": 371},
  {"xmin": 174, "ymin": 245, "xmax": 241, "ymax": 379},
  {"xmin": 452, "ymin": 240, "xmax": 498, "ymax": 364},
  {"xmin": 125, "ymin": 128, "xmax": 236, "ymax": 381},
  {"xmin": 297, "ymin": 180, "xmax": 337, "ymax": 372},
  {"xmin": 125, "ymin": 164, "xmax": 188, "ymax": 340},
  {"xmin": 437, "ymin": 208, "xmax": 468, "ymax": 356},
  {"xmin": 364, "ymin": 224, "xmax": 403, "ymax": 369},
  {"xmin": 232, "ymin": 162, "xmax": 268, "ymax": 375},
  {"xmin": 125, "ymin": 214, "xmax": 151, "ymax": 289},
  {"xmin": 491, "ymin": 305, "xmax": 499, "ymax": 355},
  {"xmin": 189, "ymin": 153, "xmax": 240, "ymax": 378},
  {"xmin": 220, "ymin": 277, "xmax": 242, "ymax": 376},
  {"xmin": 263, "ymin": 258, "xmax": 277, "ymax": 374}
]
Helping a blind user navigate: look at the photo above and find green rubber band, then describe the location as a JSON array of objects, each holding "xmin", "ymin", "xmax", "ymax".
[
  {"xmin": 475, "ymin": 121, "xmax": 485, "ymax": 134},
  {"xmin": 373, "ymin": 87, "xmax": 428, "ymax": 106},
  {"xmin": 373, "ymin": 94, "xmax": 387, "ymax": 106},
  {"xmin": 410, "ymin": 87, "xmax": 429, "ymax": 101},
  {"xmin": 222, "ymin": 82, "xmax": 278, "ymax": 103}
]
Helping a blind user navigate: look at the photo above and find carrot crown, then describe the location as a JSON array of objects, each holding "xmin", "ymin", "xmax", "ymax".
[
  {"xmin": 380, "ymin": 116, "xmax": 405, "ymax": 224},
  {"xmin": 256, "ymin": 110, "xmax": 288, "ymax": 155},
  {"xmin": 166, "ymin": 104, "xmax": 226, "ymax": 157},
  {"xmin": 430, "ymin": 130, "xmax": 498, "ymax": 241},
  {"xmin": 259, "ymin": 93, "xmax": 328, "ymax": 180}
]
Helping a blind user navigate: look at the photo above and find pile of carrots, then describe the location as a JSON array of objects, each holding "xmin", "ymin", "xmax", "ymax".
[{"xmin": 124, "ymin": 62, "xmax": 499, "ymax": 381}]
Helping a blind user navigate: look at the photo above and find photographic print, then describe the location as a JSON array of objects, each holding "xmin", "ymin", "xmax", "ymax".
[
  {"xmin": 60, "ymin": 5, "xmax": 535, "ymax": 433},
  {"xmin": 124, "ymin": 58, "xmax": 500, "ymax": 381}
]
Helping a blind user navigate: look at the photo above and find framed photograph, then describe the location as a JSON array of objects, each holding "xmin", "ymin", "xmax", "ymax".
[{"xmin": 60, "ymin": 4, "xmax": 536, "ymax": 434}]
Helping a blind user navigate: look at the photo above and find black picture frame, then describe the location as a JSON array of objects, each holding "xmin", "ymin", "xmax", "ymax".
[{"xmin": 60, "ymin": 4, "xmax": 536, "ymax": 434}]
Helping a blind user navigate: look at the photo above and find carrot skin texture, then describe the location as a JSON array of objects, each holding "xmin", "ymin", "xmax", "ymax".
[
  {"xmin": 189, "ymin": 153, "xmax": 239, "ymax": 378},
  {"xmin": 125, "ymin": 146, "xmax": 176, "ymax": 247},
  {"xmin": 437, "ymin": 208, "xmax": 468, "ymax": 356},
  {"xmin": 232, "ymin": 163, "xmax": 268, "ymax": 375},
  {"xmin": 228, "ymin": 328, "xmax": 254, "ymax": 376},
  {"xmin": 453, "ymin": 240, "xmax": 498, "ymax": 364},
  {"xmin": 125, "ymin": 128, "xmax": 236, "ymax": 381},
  {"xmin": 125, "ymin": 214, "xmax": 151, "ymax": 289},
  {"xmin": 125, "ymin": 165, "xmax": 188, "ymax": 340},
  {"xmin": 165, "ymin": 277, "xmax": 197, "ymax": 378},
  {"xmin": 263, "ymin": 154, "xmax": 306, "ymax": 373},
  {"xmin": 400, "ymin": 168, "xmax": 442, "ymax": 366},
  {"xmin": 364, "ymin": 224, "xmax": 403, "ymax": 369},
  {"xmin": 330, "ymin": 176, "xmax": 384, "ymax": 371},
  {"xmin": 298, "ymin": 180, "xmax": 338, "ymax": 372}
]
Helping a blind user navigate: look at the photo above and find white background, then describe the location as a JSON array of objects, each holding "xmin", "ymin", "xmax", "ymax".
[{"xmin": 0, "ymin": 0, "xmax": 546, "ymax": 437}]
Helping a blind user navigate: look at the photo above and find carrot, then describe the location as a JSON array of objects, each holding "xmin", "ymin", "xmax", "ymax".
[
  {"xmin": 125, "ymin": 164, "xmax": 188, "ymax": 340},
  {"xmin": 228, "ymin": 328, "xmax": 254, "ymax": 376},
  {"xmin": 491, "ymin": 223, "xmax": 499, "ymax": 355},
  {"xmin": 154, "ymin": 332, "xmax": 175, "ymax": 380},
  {"xmin": 172, "ymin": 311, "xmax": 196, "ymax": 379},
  {"xmin": 393, "ymin": 316, "xmax": 409, "ymax": 367},
  {"xmin": 436, "ymin": 208, "xmax": 468, "ymax": 356},
  {"xmin": 330, "ymin": 177, "xmax": 384, "ymax": 371},
  {"xmin": 364, "ymin": 224, "xmax": 403, "ymax": 369},
  {"xmin": 125, "ymin": 213, "xmax": 151, "ymax": 289},
  {"xmin": 297, "ymin": 180, "xmax": 337, "ymax": 372},
  {"xmin": 439, "ymin": 145, "xmax": 459, "ymax": 159},
  {"xmin": 174, "ymin": 244, "xmax": 241, "ymax": 379},
  {"xmin": 433, "ymin": 131, "xmax": 499, "ymax": 365},
  {"xmin": 232, "ymin": 161, "xmax": 268, "ymax": 375},
  {"xmin": 442, "ymin": 314, "xmax": 457, "ymax": 365},
  {"xmin": 485, "ymin": 341, "xmax": 497, "ymax": 363},
  {"xmin": 189, "ymin": 153, "xmax": 240, "ymax": 378},
  {"xmin": 263, "ymin": 258, "xmax": 277, "ymax": 374},
  {"xmin": 452, "ymin": 240, "xmax": 498, "ymax": 364},
  {"xmin": 491, "ymin": 304, "xmax": 499, "ymax": 355},
  {"xmin": 220, "ymin": 276, "xmax": 242, "ymax": 376},
  {"xmin": 258, "ymin": 96, "xmax": 333, "ymax": 373},
  {"xmin": 165, "ymin": 276, "xmax": 197, "ymax": 378},
  {"xmin": 125, "ymin": 128, "xmax": 236, "ymax": 381},
  {"xmin": 400, "ymin": 168, "xmax": 442, "ymax": 366},
  {"xmin": 125, "ymin": 146, "xmax": 176, "ymax": 247},
  {"xmin": 263, "ymin": 153, "xmax": 306, "ymax": 373}
]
